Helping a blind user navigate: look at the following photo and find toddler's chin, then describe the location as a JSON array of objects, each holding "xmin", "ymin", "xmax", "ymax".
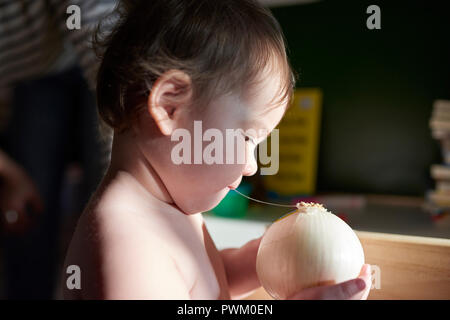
[
  {"xmin": 204, "ymin": 188, "xmax": 231, "ymax": 211},
  {"xmin": 182, "ymin": 187, "xmax": 231, "ymax": 214}
]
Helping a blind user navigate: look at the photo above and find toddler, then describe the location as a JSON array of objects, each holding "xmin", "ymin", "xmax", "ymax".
[{"xmin": 63, "ymin": 0, "xmax": 371, "ymax": 299}]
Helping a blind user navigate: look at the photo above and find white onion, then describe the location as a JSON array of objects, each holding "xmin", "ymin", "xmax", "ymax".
[{"xmin": 256, "ymin": 202, "xmax": 365, "ymax": 300}]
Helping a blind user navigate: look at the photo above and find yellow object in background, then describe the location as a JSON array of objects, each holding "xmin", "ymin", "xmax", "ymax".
[{"xmin": 262, "ymin": 88, "xmax": 322, "ymax": 196}]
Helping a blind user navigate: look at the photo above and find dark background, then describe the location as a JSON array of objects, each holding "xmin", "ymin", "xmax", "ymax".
[{"xmin": 270, "ymin": 0, "xmax": 450, "ymax": 196}]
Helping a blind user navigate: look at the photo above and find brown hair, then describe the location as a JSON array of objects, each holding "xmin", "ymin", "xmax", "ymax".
[{"xmin": 95, "ymin": 0, "xmax": 296, "ymax": 132}]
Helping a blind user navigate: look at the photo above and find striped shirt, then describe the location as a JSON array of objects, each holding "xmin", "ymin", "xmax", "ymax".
[{"xmin": 0, "ymin": 0, "xmax": 117, "ymax": 90}]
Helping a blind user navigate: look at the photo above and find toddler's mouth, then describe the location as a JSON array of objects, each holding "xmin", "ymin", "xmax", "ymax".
[{"xmin": 228, "ymin": 177, "xmax": 242, "ymax": 190}]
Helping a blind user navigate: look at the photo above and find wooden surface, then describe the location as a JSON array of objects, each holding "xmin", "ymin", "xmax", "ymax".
[{"xmin": 246, "ymin": 231, "xmax": 450, "ymax": 300}]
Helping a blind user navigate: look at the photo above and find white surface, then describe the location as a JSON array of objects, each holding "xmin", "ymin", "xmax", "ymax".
[{"xmin": 203, "ymin": 216, "xmax": 269, "ymax": 250}]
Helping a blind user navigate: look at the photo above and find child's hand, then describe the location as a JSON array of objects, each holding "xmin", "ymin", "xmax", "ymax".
[{"xmin": 287, "ymin": 264, "xmax": 372, "ymax": 300}]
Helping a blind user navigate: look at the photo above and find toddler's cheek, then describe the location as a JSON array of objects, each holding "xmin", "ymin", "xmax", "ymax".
[{"xmin": 208, "ymin": 163, "xmax": 245, "ymax": 185}]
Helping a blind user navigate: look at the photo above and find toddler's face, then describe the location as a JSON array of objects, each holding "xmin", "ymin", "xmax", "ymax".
[{"xmin": 142, "ymin": 72, "xmax": 288, "ymax": 214}]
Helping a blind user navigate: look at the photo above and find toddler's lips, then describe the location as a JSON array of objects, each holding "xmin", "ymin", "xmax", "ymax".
[{"xmin": 228, "ymin": 177, "xmax": 242, "ymax": 190}]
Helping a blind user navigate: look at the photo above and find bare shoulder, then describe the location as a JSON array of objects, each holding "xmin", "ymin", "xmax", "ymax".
[
  {"xmin": 63, "ymin": 205, "xmax": 190, "ymax": 300},
  {"xmin": 98, "ymin": 208, "xmax": 190, "ymax": 299}
]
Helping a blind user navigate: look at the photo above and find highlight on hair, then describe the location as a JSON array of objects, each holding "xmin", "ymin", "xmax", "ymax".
[{"xmin": 94, "ymin": 0, "xmax": 296, "ymax": 132}]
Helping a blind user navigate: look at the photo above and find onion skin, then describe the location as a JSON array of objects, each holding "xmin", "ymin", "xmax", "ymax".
[{"xmin": 256, "ymin": 204, "xmax": 365, "ymax": 300}]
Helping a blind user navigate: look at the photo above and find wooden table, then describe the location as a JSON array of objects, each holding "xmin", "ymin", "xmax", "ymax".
[
  {"xmin": 206, "ymin": 197, "xmax": 450, "ymax": 300},
  {"xmin": 246, "ymin": 231, "xmax": 450, "ymax": 300}
]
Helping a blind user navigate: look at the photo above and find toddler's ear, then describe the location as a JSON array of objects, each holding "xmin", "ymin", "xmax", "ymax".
[{"xmin": 147, "ymin": 70, "xmax": 193, "ymax": 135}]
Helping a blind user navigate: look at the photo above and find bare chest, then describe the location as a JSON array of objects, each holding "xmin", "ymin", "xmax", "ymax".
[{"xmin": 164, "ymin": 216, "xmax": 230, "ymax": 299}]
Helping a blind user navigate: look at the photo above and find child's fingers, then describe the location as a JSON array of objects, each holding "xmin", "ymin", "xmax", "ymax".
[
  {"xmin": 359, "ymin": 264, "xmax": 369, "ymax": 276},
  {"xmin": 320, "ymin": 278, "xmax": 367, "ymax": 300},
  {"xmin": 358, "ymin": 264, "xmax": 372, "ymax": 300},
  {"xmin": 348, "ymin": 264, "xmax": 372, "ymax": 300},
  {"xmin": 288, "ymin": 277, "xmax": 366, "ymax": 300},
  {"xmin": 287, "ymin": 264, "xmax": 372, "ymax": 300}
]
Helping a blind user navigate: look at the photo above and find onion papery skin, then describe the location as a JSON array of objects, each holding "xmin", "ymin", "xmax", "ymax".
[{"xmin": 256, "ymin": 206, "xmax": 365, "ymax": 300}]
